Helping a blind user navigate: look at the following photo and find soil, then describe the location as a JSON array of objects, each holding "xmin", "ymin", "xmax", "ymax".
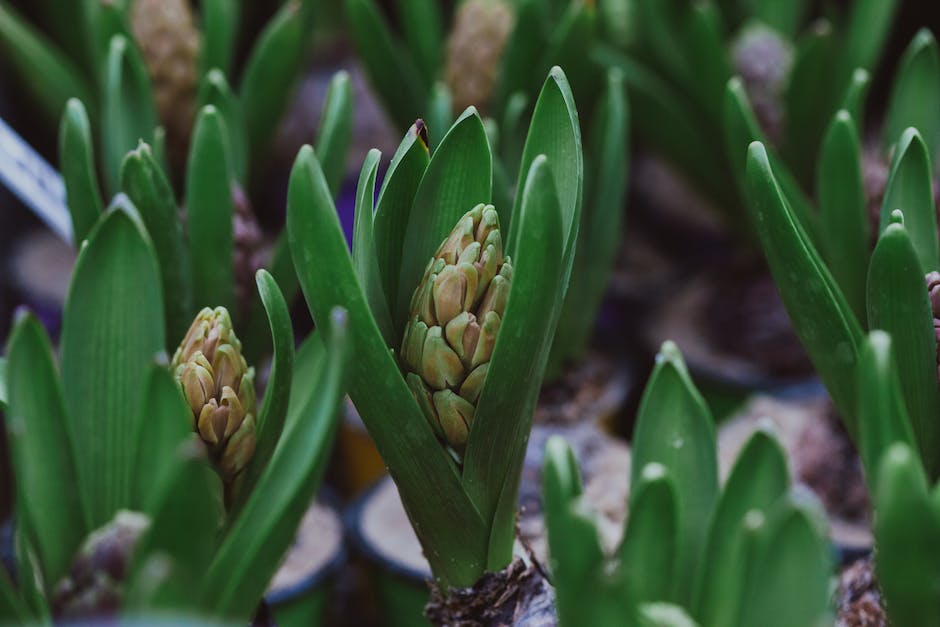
[
  {"xmin": 535, "ymin": 351, "xmax": 631, "ymax": 428},
  {"xmin": 835, "ymin": 556, "xmax": 886, "ymax": 627},
  {"xmin": 266, "ymin": 501, "xmax": 343, "ymax": 596}
]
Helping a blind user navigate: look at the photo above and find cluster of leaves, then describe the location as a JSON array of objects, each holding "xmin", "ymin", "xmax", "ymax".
[
  {"xmin": 542, "ymin": 342, "xmax": 831, "ymax": 626},
  {"xmin": 746, "ymin": 31, "xmax": 940, "ymax": 625},
  {"xmin": 597, "ymin": 0, "xmax": 899, "ymax": 233},
  {"xmin": 0, "ymin": 190, "xmax": 349, "ymax": 623},
  {"xmin": 287, "ymin": 67, "xmax": 581, "ymax": 590},
  {"xmin": 348, "ymin": 0, "xmax": 630, "ymax": 374}
]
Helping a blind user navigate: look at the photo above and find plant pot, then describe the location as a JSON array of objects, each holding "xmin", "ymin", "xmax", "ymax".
[
  {"xmin": 265, "ymin": 500, "xmax": 345, "ymax": 627},
  {"xmin": 336, "ymin": 399, "xmax": 388, "ymax": 498},
  {"xmin": 346, "ymin": 422, "xmax": 630, "ymax": 626},
  {"xmin": 717, "ymin": 394, "xmax": 872, "ymax": 563}
]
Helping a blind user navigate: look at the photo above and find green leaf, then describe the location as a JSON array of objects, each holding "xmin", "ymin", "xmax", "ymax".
[
  {"xmin": 540, "ymin": 1, "xmax": 599, "ymax": 114},
  {"xmin": 745, "ymin": 141, "xmax": 863, "ymax": 432},
  {"xmin": 681, "ymin": 2, "xmax": 730, "ymax": 126},
  {"xmin": 0, "ymin": 565, "xmax": 26, "ymax": 622},
  {"xmin": 315, "ymin": 71, "xmax": 354, "ymax": 197},
  {"xmin": 13, "ymin": 525, "xmax": 49, "ymax": 621},
  {"xmin": 131, "ymin": 366, "xmax": 194, "ymax": 515},
  {"xmin": 101, "ymin": 35, "xmax": 157, "ymax": 196},
  {"xmin": 840, "ymin": 0, "xmax": 900, "ymax": 89},
  {"xmin": 229, "ymin": 271, "xmax": 295, "ymax": 514},
  {"xmin": 630, "ymin": 342, "xmax": 717, "ymax": 605},
  {"xmin": 60, "ymin": 198, "xmax": 166, "ymax": 528},
  {"xmin": 879, "ymin": 129, "xmax": 938, "ymax": 272},
  {"xmin": 373, "ymin": 122, "xmax": 430, "ymax": 315},
  {"xmin": 817, "ymin": 110, "xmax": 867, "ymax": 324},
  {"xmin": 0, "ymin": 357, "xmax": 6, "ymax": 411},
  {"xmin": 239, "ymin": 1, "xmax": 304, "ymax": 178},
  {"xmin": 749, "ymin": 0, "xmax": 807, "ymax": 38},
  {"xmin": 344, "ymin": 0, "xmax": 427, "ymax": 131},
  {"xmin": 5, "ymin": 314, "xmax": 86, "ymax": 585},
  {"xmin": 0, "ymin": 2, "xmax": 95, "ymax": 124},
  {"xmin": 59, "ymin": 99, "xmax": 104, "ymax": 245},
  {"xmin": 85, "ymin": 0, "xmax": 131, "ymax": 85},
  {"xmin": 694, "ymin": 429, "xmax": 789, "ymax": 626},
  {"xmin": 873, "ymin": 444, "xmax": 940, "ymax": 627},
  {"xmin": 462, "ymin": 156, "xmax": 567, "ymax": 569},
  {"xmin": 126, "ymin": 440, "xmax": 223, "ymax": 614},
  {"xmin": 204, "ymin": 308, "xmax": 348, "ymax": 621},
  {"xmin": 507, "ymin": 67, "xmax": 582, "ymax": 266},
  {"xmin": 883, "ymin": 30, "xmax": 940, "ymax": 163},
  {"xmin": 840, "ymin": 68, "xmax": 871, "ymax": 126},
  {"xmin": 120, "ymin": 143, "xmax": 193, "ymax": 343},
  {"xmin": 867, "ymin": 219, "xmax": 940, "ymax": 477},
  {"xmin": 286, "ymin": 145, "xmax": 488, "ymax": 588},
  {"xmin": 396, "ymin": 0, "xmax": 443, "ymax": 85},
  {"xmin": 201, "ymin": 0, "xmax": 240, "ymax": 77},
  {"xmin": 185, "ymin": 105, "xmax": 235, "ymax": 312},
  {"xmin": 394, "ymin": 109, "xmax": 492, "ymax": 328},
  {"xmin": 198, "ymin": 70, "xmax": 248, "ymax": 185},
  {"xmin": 635, "ymin": 0, "xmax": 690, "ymax": 87},
  {"xmin": 425, "ymin": 82, "xmax": 453, "ymax": 154},
  {"xmin": 619, "ymin": 463, "xmax": 677, "ymax": 605},
  {"xmin": 855, "ymin": 331, "xmax": 918, "ymax": 481},
  {"xmin": 493, "ymin": 0, "xmax": 548, "ymax": 114}
]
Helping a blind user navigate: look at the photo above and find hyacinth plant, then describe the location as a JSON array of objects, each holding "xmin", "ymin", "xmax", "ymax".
[
  {"xmin": 348, "ymin": 0, "xmax": 629, "ymax": 375},
  {"xmin": 745, "ymin": 38, "xmax": 940, "ymax": 618},
  {"xmin": 596, "ymin": 0, "xmax": 899, "ymax": 232},
  {"xmin": 0, "ymin": 192, "xmax": 349, "ymax": 623},
  {"xmin": 542, "ymin": 342, "xmax": 832, "ymax": 626},
  {"xmin": 287, "ymin": 66, "xmax": 580, "ymax": 614}
]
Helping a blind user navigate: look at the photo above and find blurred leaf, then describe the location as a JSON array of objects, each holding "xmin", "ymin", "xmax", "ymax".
[
  {"xmin": 185, "ymin": 106, "xmax": 235, "ymax": 312},
  {"xmin": 204, "ymin": 309, "xmax": 347, "ymax": 621},
  {"xmin": 315, "ymin": 71, "xmax": 354, "ymax": 197},
  {"xmin": 748, "ymin": 0, "xmax": 807, "ymax": 38},
  {"xmin": 60, "ymin": 198, "xmax": 165, "ymax": 528},
  {"xmin": 0, "ymin": 565, "xmax": 26, "ymax": 622},
  {"xmin": 396, "ymin": 0, "xmax": 443, "ymax": 85},
  {"xmin": 121, "ymin": 143, "xmax": 193, "ymax": 342},
  {"xmin": 867, "ymin": 218, "xmax": 940, "ymax": 478},
  {"xmin": 425, "ymin": 82, "xmax": 453, "ymax": 154},
  {"xmin": 883, "ymin": 30, "xmax": 940, "ymax": 163},
  {"xmin": 373, "ymin": 123, "xmax": 430, "ymax": 314},
  {"xmin": 201, "ymin": 0, "xmax": 240, "ymax": 77},
  {"xmin": 394, "ymin": 108, "xmax": 492, "ymax": 328},
  {"xmin": 13, "ymin": 525, "xmax": 49, "ymax": 620},
  {"xmin": 102, "ymin": 35, "xmax": 157, "ymax": 196},
  {"xmin": 619, "ymin": 463, "xmax": 677, "ymax": 605},
  {"xmin": 0, "ymin": 2, "xmax": 95, "ymax": 124},
  {"xmin": 0, "ymin": 357, "xmax": 6, "ymax": 410},
  {"xmin": 239, "ymin": 1, "xmax": 304, "ymax": 179},
  {"xmin": 85, "ymin": 0, "xmax": 131, "ymax": 83},
  {"xmin": 694, "ymin": 429, "xmax": 788, "ymax": 625},
  {"xmin": 840, "ymin": 68, "xmax": 871, "ymax": 127},
  {"xmin": 286, "ymin": 146, "xmax": 488, "ymax": 588},
  {"xmin": 817, "ymin": 110, "xmax": 867, "ymax": 324},
  {"xmin": 33, "ymin": 0, "xmax": 89, "ymax": 71},
  {"xmin": 635, "ymin": 0, "xmax": 689, "ymax": 87},
  {"xmin": 229, "ymin": 271, "xmax": 294, "ymax": 513},
  {"xmin": 873, "ymin": 444, "xmax": 940, "ymax": 627},
  {"xmin": 840, "ymin": 0, "xmax": 899, "ymax": 89},
  {"xmin": 745, "ymin": 142, "xmax": 863, "ymax": 431},
  {"xmin": 463, "ymin": 157, "xmax": 567, "ymax": 569},
  {"xmin": 493, "ymin": 0, "xmax": 548, "ymax": 113},
  {"xmin": 345, "ymin": 0, "xmax": 427, "ymax": 131},
  {"xmin": 878, "ymin": 129, "xmax": 938, "ymax": 272},
  {"xmin": 131, "ymin": 366, "xmax": 193, "ymax": 514},
  {"xmin": 6, "ymin": 314, "xmax": 86, "ymax": 585},
  {"xmin": 541, "ymin": 1, "xmax": 599, "ymax": 113},
  {"xmin": 198, "ymin": 70, "xmax": 248, "ymax": 185},
  {"xmin": 682, "ymin": 2, "xmax": 730, "ymax": 126},
  {"xmin": 630, "ymin": 342, "xmax": 717, "ymax": 605},
  {"xmin": 856, "ymin": 331, "xmax": 918, "ymax": 481},
  {"xmin": 59, "ymin": 98, "xmax": 104, "ymax": 245}
]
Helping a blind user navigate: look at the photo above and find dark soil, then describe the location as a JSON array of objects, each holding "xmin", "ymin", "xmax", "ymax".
[{"xmin": 535, "ymin": 351, "xmax": 628, "ymax": 427}]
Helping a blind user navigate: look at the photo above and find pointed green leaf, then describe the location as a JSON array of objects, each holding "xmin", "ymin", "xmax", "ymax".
[
  {"xmin": 873, "ymin": 444, "xmax": 940, "ymax": 627},
  {"xmin": 373, "ymin": 122, "xmax": 430, "ymax": 311},
  {"xmin": 286, "ymin": 146, "xmax": 488, "ymax": 588},
  {"xmin": 395, "ymin": 108, "xmax": 492, "ymax": 327},
  {"xmin": 867, "ymin": 219, "xmax": 940, "ymax": 477},
  {"xmin": 396, "ymin": 0, "xmax": 443, "ymax": 86},
  {"xmin": 840, "ymin": 0, "xmax": 899, "ymax": 87},
  {"xmin": 204, "ymin": 308, "xmax": 347, "ymax": 621},
  {"xmin": 314, "ymin": 71, "xmax": 354, "ymax": 197},
  {"xmin": 619, "ymin": 463, "xmax": 677, "ymax": 606},
  {"xmin": 198, "ymin": 70, "xmax": 247, "ymax": 185},
  {"xmin": 856, "ymin": 331, "xmax": 918, "ymax": 481},
  {"xmin": 884, "ymin": 30, "xmax": 940, "ymax": 163},
  {"xmin": 186, "ymin": 105, "xmax": 235, "ymax": 312},
  {"xmin": 425, "ymin": 82, "xmax": 453, "ymax": 154},
  {"xmin": 841, "ymin": 68, "xmax": 871, "ymax": 127},
  {"xmin": 59, "ymin": 99, "xmax": 104, "ymax": 245},
  {"xmin": 879, "ymin": 129, "xmax": 938, "ymax": 272},
  {"xmin": 101, "ymin": 35, "xmax": 157, "ymax": 196},
  {"xmin": 630, "ymin": 342, "xmax": 717, "ymax": 605},
  {"xmin": 60, "ymin": 198, "xmax": 165, "ymax": 527},
  {"xmin": 694, "ymin": 429, "xmax": 789, "ymax": 625},
  {"xmin": 463, "ymin": 156, "xmax": 567, "ymax": 568},
  {"xmin": 745, "ymin": 141, "xmax": 863, "ymax": 431},
  {"xmin": 132, "ymin": 366, "xmax": 194, "ymax": 514},
  {"xmin": 5, "ymin": 314, "xmax": 86, "ymax": 584},
  {"xmin": 121, "ymin": 143, "xmax": 193, "ymax": 342},
  {"xmin": 201, "ymin": 0, "xmax": 239, "ymax": 77},
  {"xmin": 817, "ymin": 110, "xmax": 867, "ymax": 323}
]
